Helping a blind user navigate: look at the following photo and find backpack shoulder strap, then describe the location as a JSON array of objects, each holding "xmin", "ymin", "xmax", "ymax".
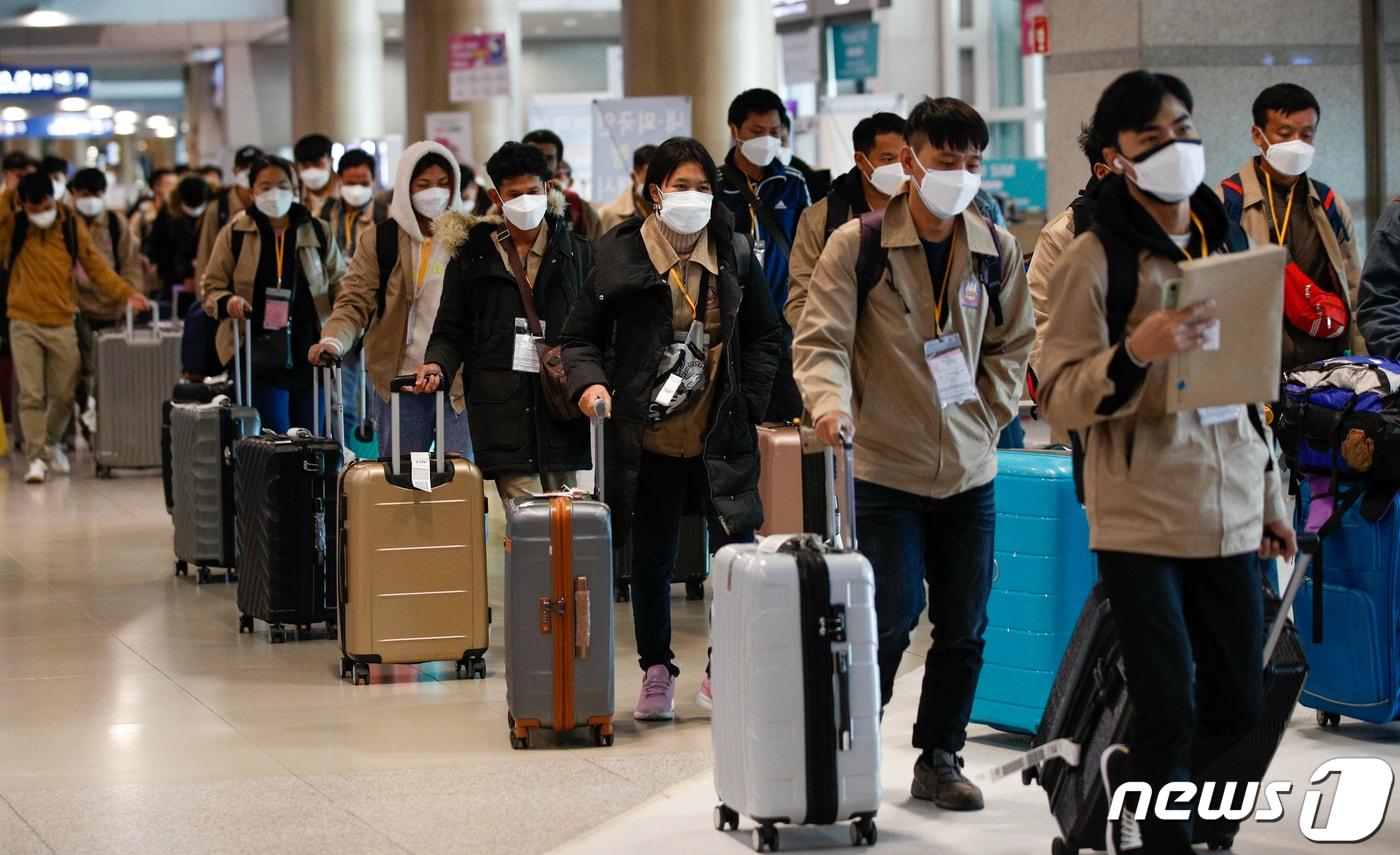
[
  {"xmin": 61, "ymin": 216, "xmax": 79, "ymax": 263},
  {"xmin": 309, "ymin": 217, "xmax": 329, "ymax": 263},
  {"xmin": 229, "ymin": 222, "xmax": 246, "ymax": 268},
  {"xmin": 8, "ymin": 214, "xmax": 28, "ymax": 269},
  {"xmin": 1309, "ymin": 177, "xmax": 1350, "ymax": 243},
  {"xmin": 1219, "ymin": 173, "xmax": 1251, "ymax": 251},
  {"xmin": 1069, "ymin": 194, "xmax": 1096, "ymax": 236},
  {"xmin": 217, "ymin": 190, "xmax": 231, "ymax": 226},
  {"xmin": 823, "ymin": 191, "xmax": 851, "ymax": 240},
  {"xmin": 1088, "ymin": 222, "xmax": 1139, "ymax": 345},
  {"xmin": 107, "ymin": 213, "xmax": 123, "ymax": 274},
  {"xmin": 374, "ymin": 220, "xmax": 399, "ymax": 320},
  {"xmin": 978, "ymin": 216, "xmax": 1005, "ymax": 327},
  {"xmin": 853, "ymin": 208, "xmax": 889, "ymax": 320}
]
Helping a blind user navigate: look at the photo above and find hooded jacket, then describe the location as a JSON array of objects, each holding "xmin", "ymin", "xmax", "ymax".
[
  {"xmin": 560, "ymin": 202, "xmax": 783, "ymax": 557},
  {"xmin": 319, "ymin": 140, "xmax": 468, "ymax": 407},
  {"xmin": 423, "ymin": 193, "xmax": 592, "ymax": 478},
  {"xmin": 1037, "ymin": 175, "xmax": 1286, "ymax": 558}
]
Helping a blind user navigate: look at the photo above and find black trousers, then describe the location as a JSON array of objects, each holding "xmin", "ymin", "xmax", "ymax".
[{"xmin": 1097, "ymin": 551, "xmax": 1264, "ymax": 853}]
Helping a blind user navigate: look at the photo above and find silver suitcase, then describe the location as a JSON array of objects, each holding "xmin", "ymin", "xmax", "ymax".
[
  {"xmin": 94, "ymin": 304, "xmax": 182, "ymax": 475},
  {"xmin": 505, "ymin": 402, "xmax": 615, "ymax": 748},
  {"xmin": 170, "ymin": 321, "xmax": 259, "ymax": 583}
]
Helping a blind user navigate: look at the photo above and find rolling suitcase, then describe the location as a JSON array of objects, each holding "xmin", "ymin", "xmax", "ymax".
[
  {"xmin": 94, "ymin": 304, "xmax": 183, "ymax": 476},
  {"xmin": 756, "ymin": 423, "xmax": 804, "ymax": 537},
  {"xmin": 234, "ymin": 364, "xmax": 343, "ymax": 643},
  {"xmin": 505, "ymin": 399, "xmax": 614, "ymax": 749},
  {"xmin": 1295, "ymin": 488, "xmax": 1400, "ymax": 726},
  {"xmin": 170, "ymin": 321, "xmax": 259, "ymax": 584},
  {"xmin": 162, "ymin": 378, "xmax": 233, "ymax": 513},
  {"xmin": 338, "ymin": 376, "xmax": 490, "ymax": 685},
  {"xmin": 711, "ymin": 440, "xmax": 881, "ymax": 852},
  {"xmin": 1024, "ymin": 548, "xmax": 1311, "ymax": 854},
  {"xmin": 973, "ymin": 450, "xmax": 1096, "ymax": 734}
]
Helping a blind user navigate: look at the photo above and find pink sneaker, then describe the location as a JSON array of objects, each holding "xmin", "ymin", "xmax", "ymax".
[
  {"xmin": 633, "ymin": 664, "xmax": 676, "ymax": 721},
  {"xmin": 695, "ymin": 674, "xmax": 713, "ymax": 711}
]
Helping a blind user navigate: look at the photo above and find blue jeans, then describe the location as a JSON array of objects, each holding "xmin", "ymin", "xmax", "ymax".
[
  {"xmin": 369, "ymin": 390, "xmax": 472, "ymax": 458},
  {"xmin": 631, "ymin": 451, "xmax": 753, "ymax": 675},
  {"xmin": 856, "ymin": 478, "xmax": 995, "ymax": 752},
  {"xmin": 996, "ymin": 418, "xmax": 1025, "ymax": 449},
  {"xmin": 252, "ymin": 383, "xmax": 318, "ymax": 435}
]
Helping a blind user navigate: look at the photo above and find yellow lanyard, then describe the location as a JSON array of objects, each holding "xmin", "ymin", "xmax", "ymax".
[
  {"xmin": 933, "ymin": 230, "xmax": 959, "ymax": 335},
  {"xmin": 272, "ymin": 227, "xmax": 287, "ymax": 287},
  {"xmin": 1177, "ymin": 213, "xmax": 1210, "ymax": 261},
  {"xmin": 414, "ymin": 237, "xmax": 433, "ymax": 297},
  {"xmin": 1263, "ymin": 170, "xmax": 1297, "ymax": 246},
  {"xmin": 670, "ymin": 266, "xmax": 699, "ymax": 321},
  {"xmin": 343, "ymin": 209, "xmax": 356, "ymax": 253}
]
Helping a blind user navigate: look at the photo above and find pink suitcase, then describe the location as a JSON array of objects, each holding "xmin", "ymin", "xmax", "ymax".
[{"xmin": 756, "ymin": 423, "xmax": 805, "ymax": 537}]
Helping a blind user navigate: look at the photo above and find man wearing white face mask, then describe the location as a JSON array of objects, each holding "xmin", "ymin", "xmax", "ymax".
[
  {"xmin": 294, "ymin": 134, "xmax": 339, "ymax": 216},
  {"xmin": 718, "ymin": 88, "xmax": 811, "ymax": 424},
  {"xmin": 415, "ymin": 142, "xmax": 592, "ymax": 505},
  {"xmin": 310, "ymin": 141, "xmax": 472, "ymax": 458},
  {"xmin": 1219, "ymin": 83, "xmax": 1363, "ymax": 373},
  {"xmin": 795, "ymin": 96, "xmax": 1032, "ymax": 810}
]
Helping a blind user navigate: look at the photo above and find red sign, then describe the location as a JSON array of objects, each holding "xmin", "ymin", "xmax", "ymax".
[{"xmin": 1021, "ymin": 0, "xmax": 1049, "ymax": 56}]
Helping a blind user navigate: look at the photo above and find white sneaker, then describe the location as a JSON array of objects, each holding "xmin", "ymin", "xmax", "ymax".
[
  {"xmin": 80, "ymin": 397, "xmax": 98, "ymax": 435},
  {"xmin": 24, "ymin": 459, "xmax": 47, "ymax": 484},
  {"xmin": 49, "ymin": 445, "xmax": 71, "ymax": 475}
]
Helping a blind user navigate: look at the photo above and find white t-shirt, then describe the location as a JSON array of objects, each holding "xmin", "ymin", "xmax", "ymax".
[
  {"xmin": 1169, "ymin": 232, "xmax": 1191, "ymax": 250},
  {"xmin": 398, "ymin": 234, "xmax": 450, "ymax": 374}
]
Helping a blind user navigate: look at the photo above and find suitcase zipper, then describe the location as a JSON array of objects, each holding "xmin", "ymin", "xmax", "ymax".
[{"xmin": 793, "ymin": 546, "xmax": 840, "ymax": 826}]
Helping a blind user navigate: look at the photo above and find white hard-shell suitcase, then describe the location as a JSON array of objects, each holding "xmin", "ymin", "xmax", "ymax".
[{"xmin": 711, "ymin": 440, "xmax": 881, "ymax": 851}]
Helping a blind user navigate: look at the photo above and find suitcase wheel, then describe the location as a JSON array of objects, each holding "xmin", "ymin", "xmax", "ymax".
[
  {"xmin": 297, "ymin": 623, "xmax": 312, "ymax": 636},
  {"xmin": 341, "ymin": 657, "xmax": 354, "ymax": 678},
  {"xmin": 238, "ymin": 614, "xmax": 254, "ymax": 634},
  {"xmin": 590, "ymin": 724, "xmax": 614, "ymax": 748},
  {"xmin": 510, "ymin": 730, "xmax": 530, "ymax": 750},
  {"xmin": 1206, "ymin": 836, "xmax": 1234, "ymax": 851},
  {"xmin": 352, "ymin": 663, "xmax": 370, "ymax": 685},
  {"xmin": 713, "ymin": 804, "xmax": 739, "ymax": 832},
  {"xmin": 1316, "ymin": 710, "xmax": 1341, "ymax": 729},
  {"xmin": 269, "ymin": 624, "xmax": 287, "ymax": 644},
  {"xmin": 752, "ymin": 824, "xmax": 779, "ymax": 852},
  {"xmin": 685, "ymin": 581, "xmax": 705, "ymax": 601},
  {"xmin": 95, "ymin": 464, "xmax": 111, "ymax": 479},
  {"xmin": 614, "ymin": 583, "xmax": 630, "ymax": 604},
  {"xmin": 1051, "ymin": 837, "xmax": 1077, "ymax": 855},
  {"xmin": 326, "ymin": 621, "xmax": 338, "ymax": 641},
  {"xmin": 456, "ymin": 656, "xmax": 486, "ymax": 679},
  {"xmin": 197, "ymin": 566, "xmax": 212, "ymax": 585},
  {"xmin": 174, "ymin": 560, "xmax": 188, "ymax": 577},
  {"xmin": 849, "ymin": 817, "xmax": 877, "ymax": 847}
]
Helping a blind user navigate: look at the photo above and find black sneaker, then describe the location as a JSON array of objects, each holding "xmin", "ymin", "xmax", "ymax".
[
  {"xmin": 911, "ymin": 749, "xmax": 985, "ymax": 810},
  {"xmin": 1101, "ymin": 744, "xmax": 1144, "ymax": 854}
]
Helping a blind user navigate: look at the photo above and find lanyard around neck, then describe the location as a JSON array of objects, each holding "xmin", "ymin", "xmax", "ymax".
[
  {"xmin": 1177, "ymin": 212, "xmax": 1210, "ymax": 261},
  {"xmin": 273, "ymin": 227, "xmax": 287, "ymax": 287},
  {"xmin": 932, "ymin": 229, "xmax": 959, "ymax": 335},
  {"xmin": 414, "ymin": 237, "xmax": 433, "ymax": 297},
  {"xmin": 1263, "ymin": 169, "xmax": 1297, "ymax": 246}
]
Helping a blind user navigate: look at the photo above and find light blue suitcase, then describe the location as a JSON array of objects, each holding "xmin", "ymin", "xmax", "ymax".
[
  {"xmin": 972, "ymin": 450, "xmax": 1096, "ymax": 734},
  {"xmin": 1296, "ymin": 486, "xmax": 1400, "ymax": 726}
]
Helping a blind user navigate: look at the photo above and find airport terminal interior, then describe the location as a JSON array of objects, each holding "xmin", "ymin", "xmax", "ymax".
[{"xmin": 2, "ymin": 1, "xmax": 1400, "ymax": 853}]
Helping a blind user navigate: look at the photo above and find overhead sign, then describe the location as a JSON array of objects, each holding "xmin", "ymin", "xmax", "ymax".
[
  {"xmin": 0, "ymin": 65, "xmax": 91, "ymax": 98},
  {"xmin": 982, "ymin": 159, "xmax": 1048, "ymax": 212},
  {"xmin": 591, "ymin": 97, "xmax": 691, "ymax": 205},
  {"xmin": 0, "ymin": 114, "xmax": 113, "ymax": 139},
  {"xmin": 831, "ymin": 22, "xmax": 879, "ymax": 81},
  {"xmin": 448, "ymin": 32, "xmax": 510, "ymax": 102}
]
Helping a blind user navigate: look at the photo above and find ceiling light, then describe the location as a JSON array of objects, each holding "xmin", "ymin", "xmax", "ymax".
[
  {"xmin": 58, "ymin": 96, "xmax": 88, "ymax": 112},
  {"xmin": 144, "ymin": 114, "xmax": 171, "ymax": 129},
  {"xmin": 113, "ymin": 123, "xmax": 136, "ymax": 136},
  {"xmin": 19, "ymin": 9, "xmax": 74, "ymax": 27},
  {"xmin": 1, "ymin": 107, "xmax": 28, "ymax": 121},
  {"xmin": 155, "ymin": 125, "xmax": 177, "ymax": 139},
  {"xmin": 87, "ymin": 104, "xmax": 113, "ymax": 119},
  {"xmin": 113, "ymin": 110, "xmax": 138, "ymax": 124}
]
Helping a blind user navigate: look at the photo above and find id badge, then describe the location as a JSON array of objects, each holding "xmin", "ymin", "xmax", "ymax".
[
  {"xmin": 263, "ymin": 287, "xmax": 291, "ymax": 330},
  {"xmin": 1198, "ymin": 403, "xmax": 1242, "ymax": 427},
  {"xmin": 512, "ymin": 317, "xmax": 545, "ymax": 373},
  {"xmin": 753, "ymin": 237, "xmax": 767, "ymax": 269},
  {"xmin": 923, "ymin": 333, "xmax": 979, "ymax": 408}
]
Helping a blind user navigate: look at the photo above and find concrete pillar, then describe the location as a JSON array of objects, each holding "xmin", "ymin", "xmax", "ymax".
[
  {"xmin": 621, "ymin": 0, "xmax": 777, "ymax": 158},
  {"xmin": 404, "ymin": 0, "xmax": 522, "ymax": 166},
  {"xmin": 1043, "ymin": 0, "xmax": 1374, "ymax": 233},
  {"xmin": 289, "ymin": 0, "xmax": 385, "ymax": 143},
  {"xmin": 185, "ymin": 61, "xmax": 228, "ymax": 170},
  {"xmin": 871, "ymin": 0, "xmax": 945, "ymax": 103}
]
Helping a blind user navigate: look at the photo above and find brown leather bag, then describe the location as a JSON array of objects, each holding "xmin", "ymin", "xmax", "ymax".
[{"xmin": 496, "ymin": 229, "xmax": 580, "ymax": 421}]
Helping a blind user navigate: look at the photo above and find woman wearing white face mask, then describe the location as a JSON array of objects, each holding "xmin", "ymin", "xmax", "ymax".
[
  {"xmin": 561, "ymin": 137, "xmax": 784, "ymax": 720},
  {"xmin": 202, "ymin": 155, "xmax": 346, "ymax": 434},
  {"xmin": 310, "ymin": 140, "xmax": 472, "ymax": 457}
]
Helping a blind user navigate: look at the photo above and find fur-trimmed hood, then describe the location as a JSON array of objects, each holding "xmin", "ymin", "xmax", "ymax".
[
  {"xmin": 430, "ymin": 187, "xmax": 567, "ymax": 255},
  {"xmin": 388, "ymin": 139, "xmax": 466, "ymax": 243}
]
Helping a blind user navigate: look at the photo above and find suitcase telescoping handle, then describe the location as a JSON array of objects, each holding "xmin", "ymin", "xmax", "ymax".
[
  {"xmin": 310, "ymin": 353, "xmax": 345, "ymax": 448},
  {"xmin": 123, "ymin": 300, "xmax": 161, "ymax": 342},
  {"xmin": 592, "ymin": 397, "xmax": 606, "ymax": 504},
  {"xmin": 229, "ymin": 318, "xmax": 253, "ymax": 407},
  {"xmin": 388, "ymin": 374, "xmax": 445, "ymax": 477},
  {"xmin": 824, "ymin": 437, "xmax": 857, "ymax": 551},
  {"xmin": 1265, "ymin": 534, "xmax": 1316, "ymax": 662}
]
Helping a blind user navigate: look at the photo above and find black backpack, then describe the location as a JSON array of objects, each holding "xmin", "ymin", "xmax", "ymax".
[
  {"xmin": 1, "ymin": 213, "xmax": 80, "ymax": 329},
  {"xmin": 373, "ymin": 220, "xmax": 399, "ymax": 321}
]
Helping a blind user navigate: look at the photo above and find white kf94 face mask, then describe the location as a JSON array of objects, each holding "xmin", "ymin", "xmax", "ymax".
[
  {"xmin": 502, "ymin": 193, "xmax": 548, "ymax": 231},
  {"xmin": 863, "ymin": 156, "xmax": 908, "ymax": 197},
  {"xmin": 914, "ymin": 162, "xmax": 982, "ymax": 219},
  {"xmin": 657, "ymin": 190, "xmax": 713, "ymax": 235},
  {"xmin": 739, "ymin": 135, "xmax": 781, "ymax": 168},
  {"xmin": 28, "ymin": 208, "xmax": 58, "ymax": 229},
  {"xmin": 254, "ymin": 188, "xmax": 294, "ymax": 219},
  {"xmin": 299, "ymin": 167, "xmax": 331, "ymax": 192},
  {"xmin": 1120, "ymin": 138, "xmax": 1206, "ymax": 204},
  {"xmin": 340, "ymin": 184, "xmax": 374, "ymax": 209},
  {"xmin": 1260, "ymin": 135, "xmax": 1315, "ymax": 177},
  {"xmin": 75, "ymin": 196, "xmax": 105, "ymax": 218},
  {"xmin": 411, "ymin": 187, "xmax": 451, "ymax": 218}
]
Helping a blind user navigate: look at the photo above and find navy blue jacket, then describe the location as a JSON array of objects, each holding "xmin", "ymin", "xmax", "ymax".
[{"xmin": 717, "ymin": 147, "xmax": 810, "ymax": 315}]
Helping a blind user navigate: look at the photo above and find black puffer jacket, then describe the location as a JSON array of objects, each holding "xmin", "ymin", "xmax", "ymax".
[
  {"xmin": 561, "ymin": 204, "xmax": 783, "ymax": 551},
  {"xmin": 424, "ymin": 212, "xmax": 593, "ymax": 479}
]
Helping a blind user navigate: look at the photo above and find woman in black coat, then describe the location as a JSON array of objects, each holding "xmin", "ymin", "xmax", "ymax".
[{"xmin": 561, "ymin": 136, "xmax": 782, "ymax": 721}]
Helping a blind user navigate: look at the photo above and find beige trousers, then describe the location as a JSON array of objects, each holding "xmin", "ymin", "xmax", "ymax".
[{"xmin": 10, "ymin": 319, "xmax": 79, "ymax": 463}]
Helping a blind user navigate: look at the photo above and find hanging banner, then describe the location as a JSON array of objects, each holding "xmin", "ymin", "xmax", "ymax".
[
  {"xmin": 448, "ymin": 32, "xmax": 510, "ymax": 102},
  {"xmin": 1021, "ymin": 0, "xmax": 1050, "ymax": 55},
  {"xmin": 590, "ymin": 97, "xmax": 692, "ymax": 205},
  {"xmin": 425, "ymin": 112, "xmax": 474, "ymax": 169},
  {"xmin": 830, "ymin": 21, "xmax": 879, "ymax": 81}
]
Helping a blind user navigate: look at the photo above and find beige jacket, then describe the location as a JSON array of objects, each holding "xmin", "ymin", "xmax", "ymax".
[
  {"xmin": 194, "ymin": 187, "xmax": 250, "ymax": 290},
  {"xmin": 76, "ymin": 209, "xmax": 145, "ymax": 322},
  {"xmin": 794, "ymin": 189, "xmax": 1034, "ymax": 499},
  {"xmin": 1027, "ymin": 206, "xmax": 1076, "ymax": 372},
  {"xmin": 200, "ymin": 210, "xmax": 346, "ymax": 365},
  {"xmin": 786, "ymin": 195, "xmax": 836, "ymax": 331},
  {"xmin": 596, "ymin": 185, "xmax": 642, "ymax": 233},
  {"xmin": 1037, "ymin": 231, "xmax": 1287, "ymax": 558},
  {"xmin": 1221, "ymin": 160, "xmax": 1366, "ymax": 357}
]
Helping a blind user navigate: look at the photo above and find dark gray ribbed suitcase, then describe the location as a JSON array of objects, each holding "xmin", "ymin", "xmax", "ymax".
[
  {"xmin": 505, "ymin": 402, "xmax": 614, "ymax": 749},
  {"xmin": 94, "ymin": 305, "xmax": 182, "ymax": 476},
  {"xmin": 170, "ymin": 321, "xmax": 259, "ymax": 584}
]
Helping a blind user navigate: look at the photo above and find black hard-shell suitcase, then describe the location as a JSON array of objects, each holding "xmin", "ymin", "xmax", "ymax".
[
  {"xmin": 233, "ymin": 366, "xmax": 343, "ymax": 642},
  {"xmin": 162, "ymin": 380, "xmax": 233, "ymax": 513},
  {"xmin": 614, "ymin": 514, "xmax": 709, "ymax": 603},
  {"xmin": 1026, "ymin": 556, "xmax": 1310, "ymax": 854}
]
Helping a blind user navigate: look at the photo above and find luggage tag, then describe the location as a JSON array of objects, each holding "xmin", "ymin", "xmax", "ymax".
[
  {"xmin": 1198, "ymin": 403, "xmax": 1242, "ymax": 427},
  {"xmin": 410, "ymin": 451, "xmax": 433, "ymax": 492},
  {"xmin": 924, "ymin": 333, "xmax": 979, "ymax": 408},
  {"xmin": 512, "ymin": 317, "xmax": 545, "ymax": 373},
  {"xmin": 654, "ymin": 373, "xmax": 683, "ymax": 407},
  {"xmin": 263, "ymin": 288, "xmax": 292, "ymax": 330}
]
